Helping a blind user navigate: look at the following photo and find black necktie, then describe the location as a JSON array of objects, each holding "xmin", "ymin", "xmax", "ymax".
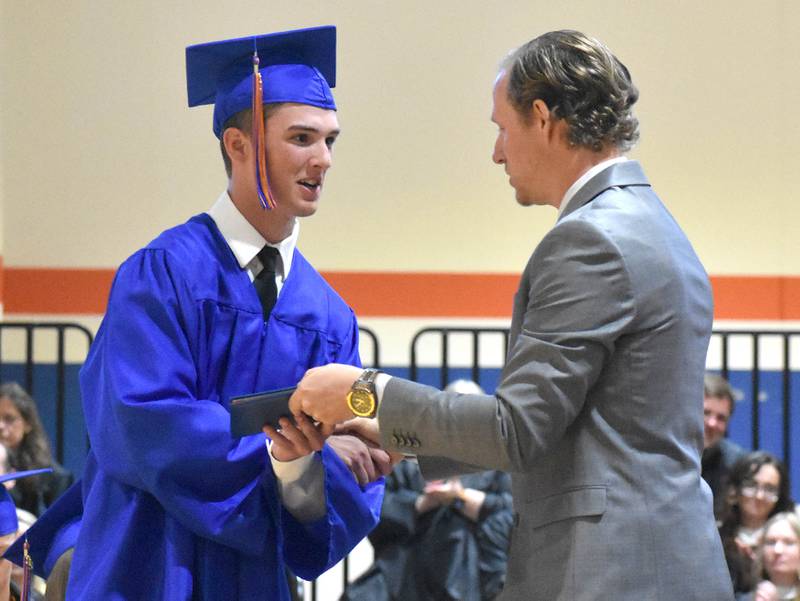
[{"xmin": 253, "ymin": 246, "xmax": 280, "ymax": 321}]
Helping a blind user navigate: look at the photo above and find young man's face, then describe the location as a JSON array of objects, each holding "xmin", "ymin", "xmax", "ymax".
[
  {"xmin": 703, "ymin": 395, "xmax": 732, "ymax": 450},
  {"xmin": 263, "ymin": 103, "xmax": 340, "ymax": 218}
]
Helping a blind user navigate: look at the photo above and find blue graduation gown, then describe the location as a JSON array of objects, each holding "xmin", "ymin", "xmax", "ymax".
[{"xmin": 67, "ymin": 213, "xmax": 383, "ymax": 600}]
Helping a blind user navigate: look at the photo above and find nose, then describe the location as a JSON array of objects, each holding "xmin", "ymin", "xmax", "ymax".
[
  {"xmin": 492, "ymin": 135, "xmax": 505, "ymax": 165},
  {"xmin": 311, "ymin": 141, "xmax": 332, "ymax": 170}
]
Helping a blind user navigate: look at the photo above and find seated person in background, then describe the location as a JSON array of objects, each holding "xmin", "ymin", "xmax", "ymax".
[
  {"xmin": 702, "ymin": 373, "xmax": 747, "ymax": 516},
  {"xmin": 719, "ymin": 451, "xmax": 795, "ymax": 595},
  {"xmin": 0, "ymin": 444, "xmax": 46, "ymax": 599},
  {"xmin": 745, "ymin": 512, "xmax": 800, "ymax": 601},
  {"xmin": 0, "ymin": 383, "xmax": 73, "ymax": 516},
  {"xmin": 0, "ymin": 444, "xmax": 36, "ymax": 533},
  {"xmin": 342, "ymin": 380, "xmax": 513, "ymax": 601},
  {"xmin": 0, "ymin": 468, "xmax": 52, "ymax": 601},
  {"xmin": 2, "ymin": 480, "xmax": 82, "ymax": 601}
]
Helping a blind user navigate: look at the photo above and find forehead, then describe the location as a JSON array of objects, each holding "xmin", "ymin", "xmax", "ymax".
[
  {"xmin": 704, "ymin": 395, "xmax": 732, "ymax": 415},
  {"xmin": 491, "ymin": 72, "xmax": 512, "ymax": 121},
  {"xmin": 753, "ymin": 463, "xmax": 781, "ymax": 484},
  {"xmin": 0, "ymin": 398, "xmax": 18, "ymax": 414},
  {"xmin": 269, "ymin": 103, "xmax": 339, "ymax": 130},
  {"xmin": 766, "ymin": 519, "xmax": 797, "ymax": 539}
]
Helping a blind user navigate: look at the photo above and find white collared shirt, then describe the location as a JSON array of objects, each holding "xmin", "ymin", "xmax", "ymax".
[
  {"xmin": 206, "ymin": 191, "xmax": 326, "ymax": 522},
  {"xmin": 556, "ymin": 156, "xmax": 629, "ymax": 219},
  {"xmin": 207, "ymin": 190, "xmax": 299, "ymax": 292}
]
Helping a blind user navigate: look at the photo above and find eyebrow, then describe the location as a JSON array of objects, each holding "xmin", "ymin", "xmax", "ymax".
[{"xmin": 288, "ymin": 124, "xmax": 341, "ymax": 136}]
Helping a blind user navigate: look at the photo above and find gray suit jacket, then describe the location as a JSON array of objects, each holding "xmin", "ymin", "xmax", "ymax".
[{"xmin": 379, "ymin": 161, "xmax": 734, "ymax": 600}]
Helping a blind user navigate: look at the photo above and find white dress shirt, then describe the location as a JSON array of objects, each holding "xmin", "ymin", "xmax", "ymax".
[
  {"xmin": 207, "ymin": 191, "xmax": 326, "ymax": 521},
  {"xmin": 557, "ymin": 156, "xmax": 628, "ymax": 219}
]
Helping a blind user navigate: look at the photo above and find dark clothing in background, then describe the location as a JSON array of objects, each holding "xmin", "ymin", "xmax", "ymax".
[
  {"xmin": 9, "ymin": 461, "xmax": 73, "ymax": 517},
  {"xmin": 343, "ymin": 461, "xmax": 513, "ymax": 601},
  {"xmin": 702, "ymin": 438, "xmax": 746, "ymax": 517}
]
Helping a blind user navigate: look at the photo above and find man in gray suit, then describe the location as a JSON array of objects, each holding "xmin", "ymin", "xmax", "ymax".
[{"xmin": 289, "ymin": 30, "xmax": 734, "ymax": 600}]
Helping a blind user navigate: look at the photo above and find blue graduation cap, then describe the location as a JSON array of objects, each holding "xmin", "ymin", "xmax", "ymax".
[
  {"xmin": 4, "ymin": 480, "xmax": 82, "ymax": 579},
  {"xmin": 0, "ymin": 468, "xmax": 53, "ymax": 537},
  {"xmin": 186, "ymin": 26, "xmax": 337, "ymax": 139},
  {"xmin": 185, "ymin": 25, "xmax": 337, "ymax": 211}
]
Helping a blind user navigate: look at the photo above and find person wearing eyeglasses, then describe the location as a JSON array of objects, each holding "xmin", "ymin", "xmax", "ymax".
[
  {"xmin": 718, "ymin": 452, "xmax": 795, "ymax": 596},
  {"xmin": 0, "ymin": 383, "xmax": 73, "ymax": 518}
]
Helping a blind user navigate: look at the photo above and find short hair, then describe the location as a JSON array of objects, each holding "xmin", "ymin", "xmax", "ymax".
[
  {"xmin": 501, "ymin": 30, "xmax": 639, "ymax": 152},
  {"xmin": 704, "ymin": 373, "xmax": 735, "ymax": 413},
  {"xmin": 219, "ymin": 103, "xmax": 286, "ymax": 178}
]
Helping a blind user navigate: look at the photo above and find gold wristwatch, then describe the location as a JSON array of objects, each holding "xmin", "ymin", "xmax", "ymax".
[{"xmin": 346, "ymin": 368, "xmax": 380, "ymax": 418}]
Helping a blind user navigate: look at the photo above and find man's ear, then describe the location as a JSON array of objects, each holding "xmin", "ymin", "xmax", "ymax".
[
  {"xmin": 222, "ymin": 127, "xmax": 250, "ymax": 165},
  {"xmin": 531, "ymin": 99, "xmax": 552, "ymax": 130},
  {"xmin": 532, "ymin": 99, "xmax": 567, "ymax": 144}
]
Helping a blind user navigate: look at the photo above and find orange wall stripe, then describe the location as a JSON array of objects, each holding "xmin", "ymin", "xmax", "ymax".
[
  {"xmin": 321, "ymin": 272, "xmax": 519, "ymax": 318},
  {"xmin": 2, "ymin": 268, "xmax": 799, "ymax": 320},
  {"xmin": 711, "ymin": 275, "xmax": 800, "ymax": 320},
  {"xmin": 4, "ymin": 268, "xmax": 115, "ymax": 315}
]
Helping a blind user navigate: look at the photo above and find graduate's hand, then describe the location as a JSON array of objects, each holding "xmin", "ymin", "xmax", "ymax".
[
  {"xmin": 334, "ymin": 419, "xmax": 405, "ymax": 466},
  {"xmin": 290, "ymin": 364, "xmax": 363, "ymax": 427},
  {"xmin": 326, "ymin": 434, "xmax": 392, "ymax": 485},
  {"xmin": 263, "ymin": 413, "xmax": 327, "ymax": 462}
]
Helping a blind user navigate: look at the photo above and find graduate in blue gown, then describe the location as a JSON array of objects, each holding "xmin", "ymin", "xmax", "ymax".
[{"xmin": 53, "ymin": 26, "xmax": 385, "ymax": 600}]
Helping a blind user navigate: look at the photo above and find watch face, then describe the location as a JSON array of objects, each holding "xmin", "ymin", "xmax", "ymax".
[{"xmin": 348, "ymin": 390, "xmax": 375, "ymax": 416}]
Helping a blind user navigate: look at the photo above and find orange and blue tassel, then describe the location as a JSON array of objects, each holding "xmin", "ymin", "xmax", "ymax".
[{"xmin": 252, "ymin": 50, "xmax": 277, "ymax": 210}]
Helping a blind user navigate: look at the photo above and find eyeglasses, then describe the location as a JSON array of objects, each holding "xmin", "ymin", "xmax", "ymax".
[
  {"xmin": 0, "ymin": 415, "xmax": 21, "ymax": 428},
  {"xmin": 740, "ymin": 483, "xmax": 780, "ymax": 503},
  {"xmin": 764, "ymin": 538, "xmax": 799, "ymax": 549}
]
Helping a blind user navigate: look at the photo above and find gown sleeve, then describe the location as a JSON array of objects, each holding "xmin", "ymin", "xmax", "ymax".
[
  {"xmin": 279, "ymin": 310, "xmax": 385, "ymax": 578},
  {"xmin": 81, "ymin": 248, "xmax": 276, "ymax": 554}
]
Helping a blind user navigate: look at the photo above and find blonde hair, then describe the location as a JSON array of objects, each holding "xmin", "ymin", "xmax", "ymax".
[{"xmin": 757, "ymin": 511, "xmax": 800, "ymax": 600}]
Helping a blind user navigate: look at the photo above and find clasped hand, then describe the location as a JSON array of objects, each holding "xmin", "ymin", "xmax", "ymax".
[
  {"xmin": 265, "ymin": 363, "xmax": 398, "ymax": 484},
  {"xmin": 289, "ymin": 363, "xmax": 364, "ymax": 426}
]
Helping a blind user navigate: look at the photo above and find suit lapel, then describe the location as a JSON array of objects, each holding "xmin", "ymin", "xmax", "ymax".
[{"xmin": 558, "ymin": 160, "xmax": 651, "ymax": 222}]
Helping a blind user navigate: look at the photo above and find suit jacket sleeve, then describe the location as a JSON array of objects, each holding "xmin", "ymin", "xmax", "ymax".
[{"xmin": 379, "ymin": 217, "xmax": 636, "ymax": 472}]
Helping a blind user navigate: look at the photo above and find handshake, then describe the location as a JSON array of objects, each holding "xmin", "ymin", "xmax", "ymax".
[{"xmin": 263, "ymin": 364, "xmax": 401, "ymax": 485}]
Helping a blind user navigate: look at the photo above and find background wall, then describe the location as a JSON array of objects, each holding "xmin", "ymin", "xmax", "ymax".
[
  {"xmin": 1, "ymin": 1, "xmax": 798, "ymax": 278},
  {"xmin": 2, "ymin": 2, "xmax": 799, "ymax": 596}
]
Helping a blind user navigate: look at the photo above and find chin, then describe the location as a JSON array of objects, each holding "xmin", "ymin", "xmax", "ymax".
[
  {"xmin": 293, "ymin": 202, "xmax": 319, "ymax": 218},
  {"xmin": 514, "ymin": 192, "xmax": 538, "ymax": 207}
]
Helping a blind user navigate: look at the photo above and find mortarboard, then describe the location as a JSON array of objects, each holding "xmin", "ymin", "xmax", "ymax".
[
  {"xmin": 0, "ymin": 468, "xmax": 53, "ymax": 538},
  {"xmin": 185, "ymin": 26, "xmax": 338, "ymax": 212},
  {"xmin": 186, "ymin": 26, "xmax": 337, "ymax": 138},
  {"xmin": 4, "ymin": 480, "xmax": 82, "ymax": 579}
]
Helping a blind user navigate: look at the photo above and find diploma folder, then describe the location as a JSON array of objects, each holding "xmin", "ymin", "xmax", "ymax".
[{"xmin": 230, "ymin": 386, "xmax": 297, "ymax": 437}]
